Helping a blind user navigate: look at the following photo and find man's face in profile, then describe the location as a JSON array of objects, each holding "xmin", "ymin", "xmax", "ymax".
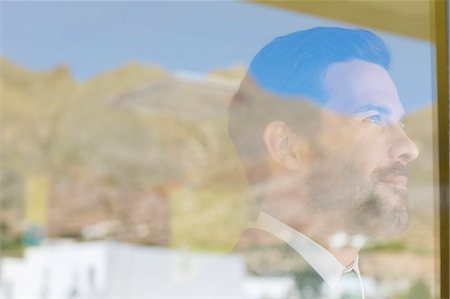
[{"xmin": 301, "ymin": 59, "xmax": 419, "ymax": 237}]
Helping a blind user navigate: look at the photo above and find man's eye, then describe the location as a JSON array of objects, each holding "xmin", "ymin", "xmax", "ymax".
[{"xmin": 364, "ymin": 115, "xmax": 382, "ymax": 124}]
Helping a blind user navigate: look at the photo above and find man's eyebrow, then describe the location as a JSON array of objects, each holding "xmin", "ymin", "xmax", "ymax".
[{"xmin": 353, "ymin": 104, "xmax": 392, "ymax": 115}]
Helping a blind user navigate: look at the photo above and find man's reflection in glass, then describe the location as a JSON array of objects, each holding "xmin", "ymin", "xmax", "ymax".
[{"xmin": 228, "ymin": 27, "xmax": 419, "ymax": 299}]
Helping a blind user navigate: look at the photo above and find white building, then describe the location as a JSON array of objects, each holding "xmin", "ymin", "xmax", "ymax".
[{"xmin": 0, "ymin": 240, "xmax": 248, "ymax": 298}]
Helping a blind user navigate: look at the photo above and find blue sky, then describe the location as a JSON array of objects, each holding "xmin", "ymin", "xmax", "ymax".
[{"xmin": 1, "ymin": 1, "xmax": 434, "ymax": 111}]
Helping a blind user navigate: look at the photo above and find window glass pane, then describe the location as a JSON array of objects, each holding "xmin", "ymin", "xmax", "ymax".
[{"xmin": 0, "ymin": 1, "xmax": 442, "ymax": 299}]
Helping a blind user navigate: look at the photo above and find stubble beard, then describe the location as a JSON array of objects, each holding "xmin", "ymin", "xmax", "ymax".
[
  {"xmin": 304, "ymin": 161, "xmax": 410, "ymax": 238},
  {"xmin": 353, "ymin": 166, "xmax": 410, "ymax": 237}
]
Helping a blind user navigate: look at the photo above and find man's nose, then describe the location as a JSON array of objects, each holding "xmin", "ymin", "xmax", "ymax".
[{"xmin": 388, "ymin": 124, "xmax": 420, "ymax": 164}]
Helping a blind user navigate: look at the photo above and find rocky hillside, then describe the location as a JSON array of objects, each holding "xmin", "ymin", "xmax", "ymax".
[
  {"xmin": 0, "ymin": 58, "xmax": 437, "ymax": 261},
  {"xmin": 0, "ymin": 58, "xmax": 249, "ymax": 252}
]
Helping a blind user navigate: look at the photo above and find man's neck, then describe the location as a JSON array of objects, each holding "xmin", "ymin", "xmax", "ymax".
[
  {"xmin": 328, "ymin": 246, "xmax": 360, "ymax": 269},
  {"xmin": 258, "ymin": 207, "xmax": 362, "ymax": 268}
]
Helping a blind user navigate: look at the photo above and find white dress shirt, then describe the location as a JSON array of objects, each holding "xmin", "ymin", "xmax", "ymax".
[{"xmin": 254, "ymin": 211, "xmax": 365, "ymax": 299}]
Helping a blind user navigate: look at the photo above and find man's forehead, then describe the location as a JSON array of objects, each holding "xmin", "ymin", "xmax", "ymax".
[
  {"xmin": 322, "ymin": 60, "xmax": 405, "ymax": 117},
  {"xmin": 325, "ymin": 96, "xmax": 406, "ymax": 117}
]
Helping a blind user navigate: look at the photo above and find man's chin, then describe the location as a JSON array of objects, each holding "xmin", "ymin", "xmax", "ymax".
[
  {"xmin": 379, "ymin": 206, "xmax": 409, "ymax": 237},
  {"xmin": 379, "ymin": 186, "xmax": 410, "ymax": 235},
  {"xmin": 354, "ymin": 190, "xmax": 410, "ymax": 238}
]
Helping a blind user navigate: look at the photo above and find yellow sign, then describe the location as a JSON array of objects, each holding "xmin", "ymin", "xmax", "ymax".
[{"xmin": 24, "ymin": 175, "xmax": 49, "ymax": 226}]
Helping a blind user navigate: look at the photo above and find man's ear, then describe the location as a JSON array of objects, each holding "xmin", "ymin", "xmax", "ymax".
[{"xmin": 263, "ymin": 121, "xmax": 305, "ymax": 171}]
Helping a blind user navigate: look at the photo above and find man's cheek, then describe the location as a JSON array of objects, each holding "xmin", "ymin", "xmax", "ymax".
[{"xmin": 350, "ymin": 142, "xmax": 386, "ymax": 171}]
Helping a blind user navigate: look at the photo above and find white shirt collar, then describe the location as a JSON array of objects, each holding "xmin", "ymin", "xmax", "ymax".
[{"xmin": 254, "ymin": 211, "xmax": 360, "ymax": 289}]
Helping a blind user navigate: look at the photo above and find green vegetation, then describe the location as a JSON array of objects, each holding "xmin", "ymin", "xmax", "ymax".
[
  {"xmin": 0, "ymin": 221, "xmax": 23, "ymax": 257},
  {"xmin": 393, "ymin": 279, "xmax": 432, "ymax": 299},
  {"xmin": 361, "ymin": 240, "xmax": 408, "ymax": 253}
]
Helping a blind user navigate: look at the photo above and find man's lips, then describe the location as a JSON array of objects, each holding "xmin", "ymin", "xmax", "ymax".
[
  {"xmin": 376, "ymin": 163, "xmax": 409, "ymax": 188},
  {"xmin": 379, "ymin": 175, "xmax": 408, "ymax": 189}
]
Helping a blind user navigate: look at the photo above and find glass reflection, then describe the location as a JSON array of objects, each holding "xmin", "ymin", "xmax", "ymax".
[{"xmin": 0, "ymin": 3, "xmax": 437, "ymax": 299}]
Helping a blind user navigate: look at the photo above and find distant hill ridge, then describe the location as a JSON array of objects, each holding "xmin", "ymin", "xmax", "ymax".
[{"xmin": 0, "ymin": 57, "xmax": 435, "ymax": 255}]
